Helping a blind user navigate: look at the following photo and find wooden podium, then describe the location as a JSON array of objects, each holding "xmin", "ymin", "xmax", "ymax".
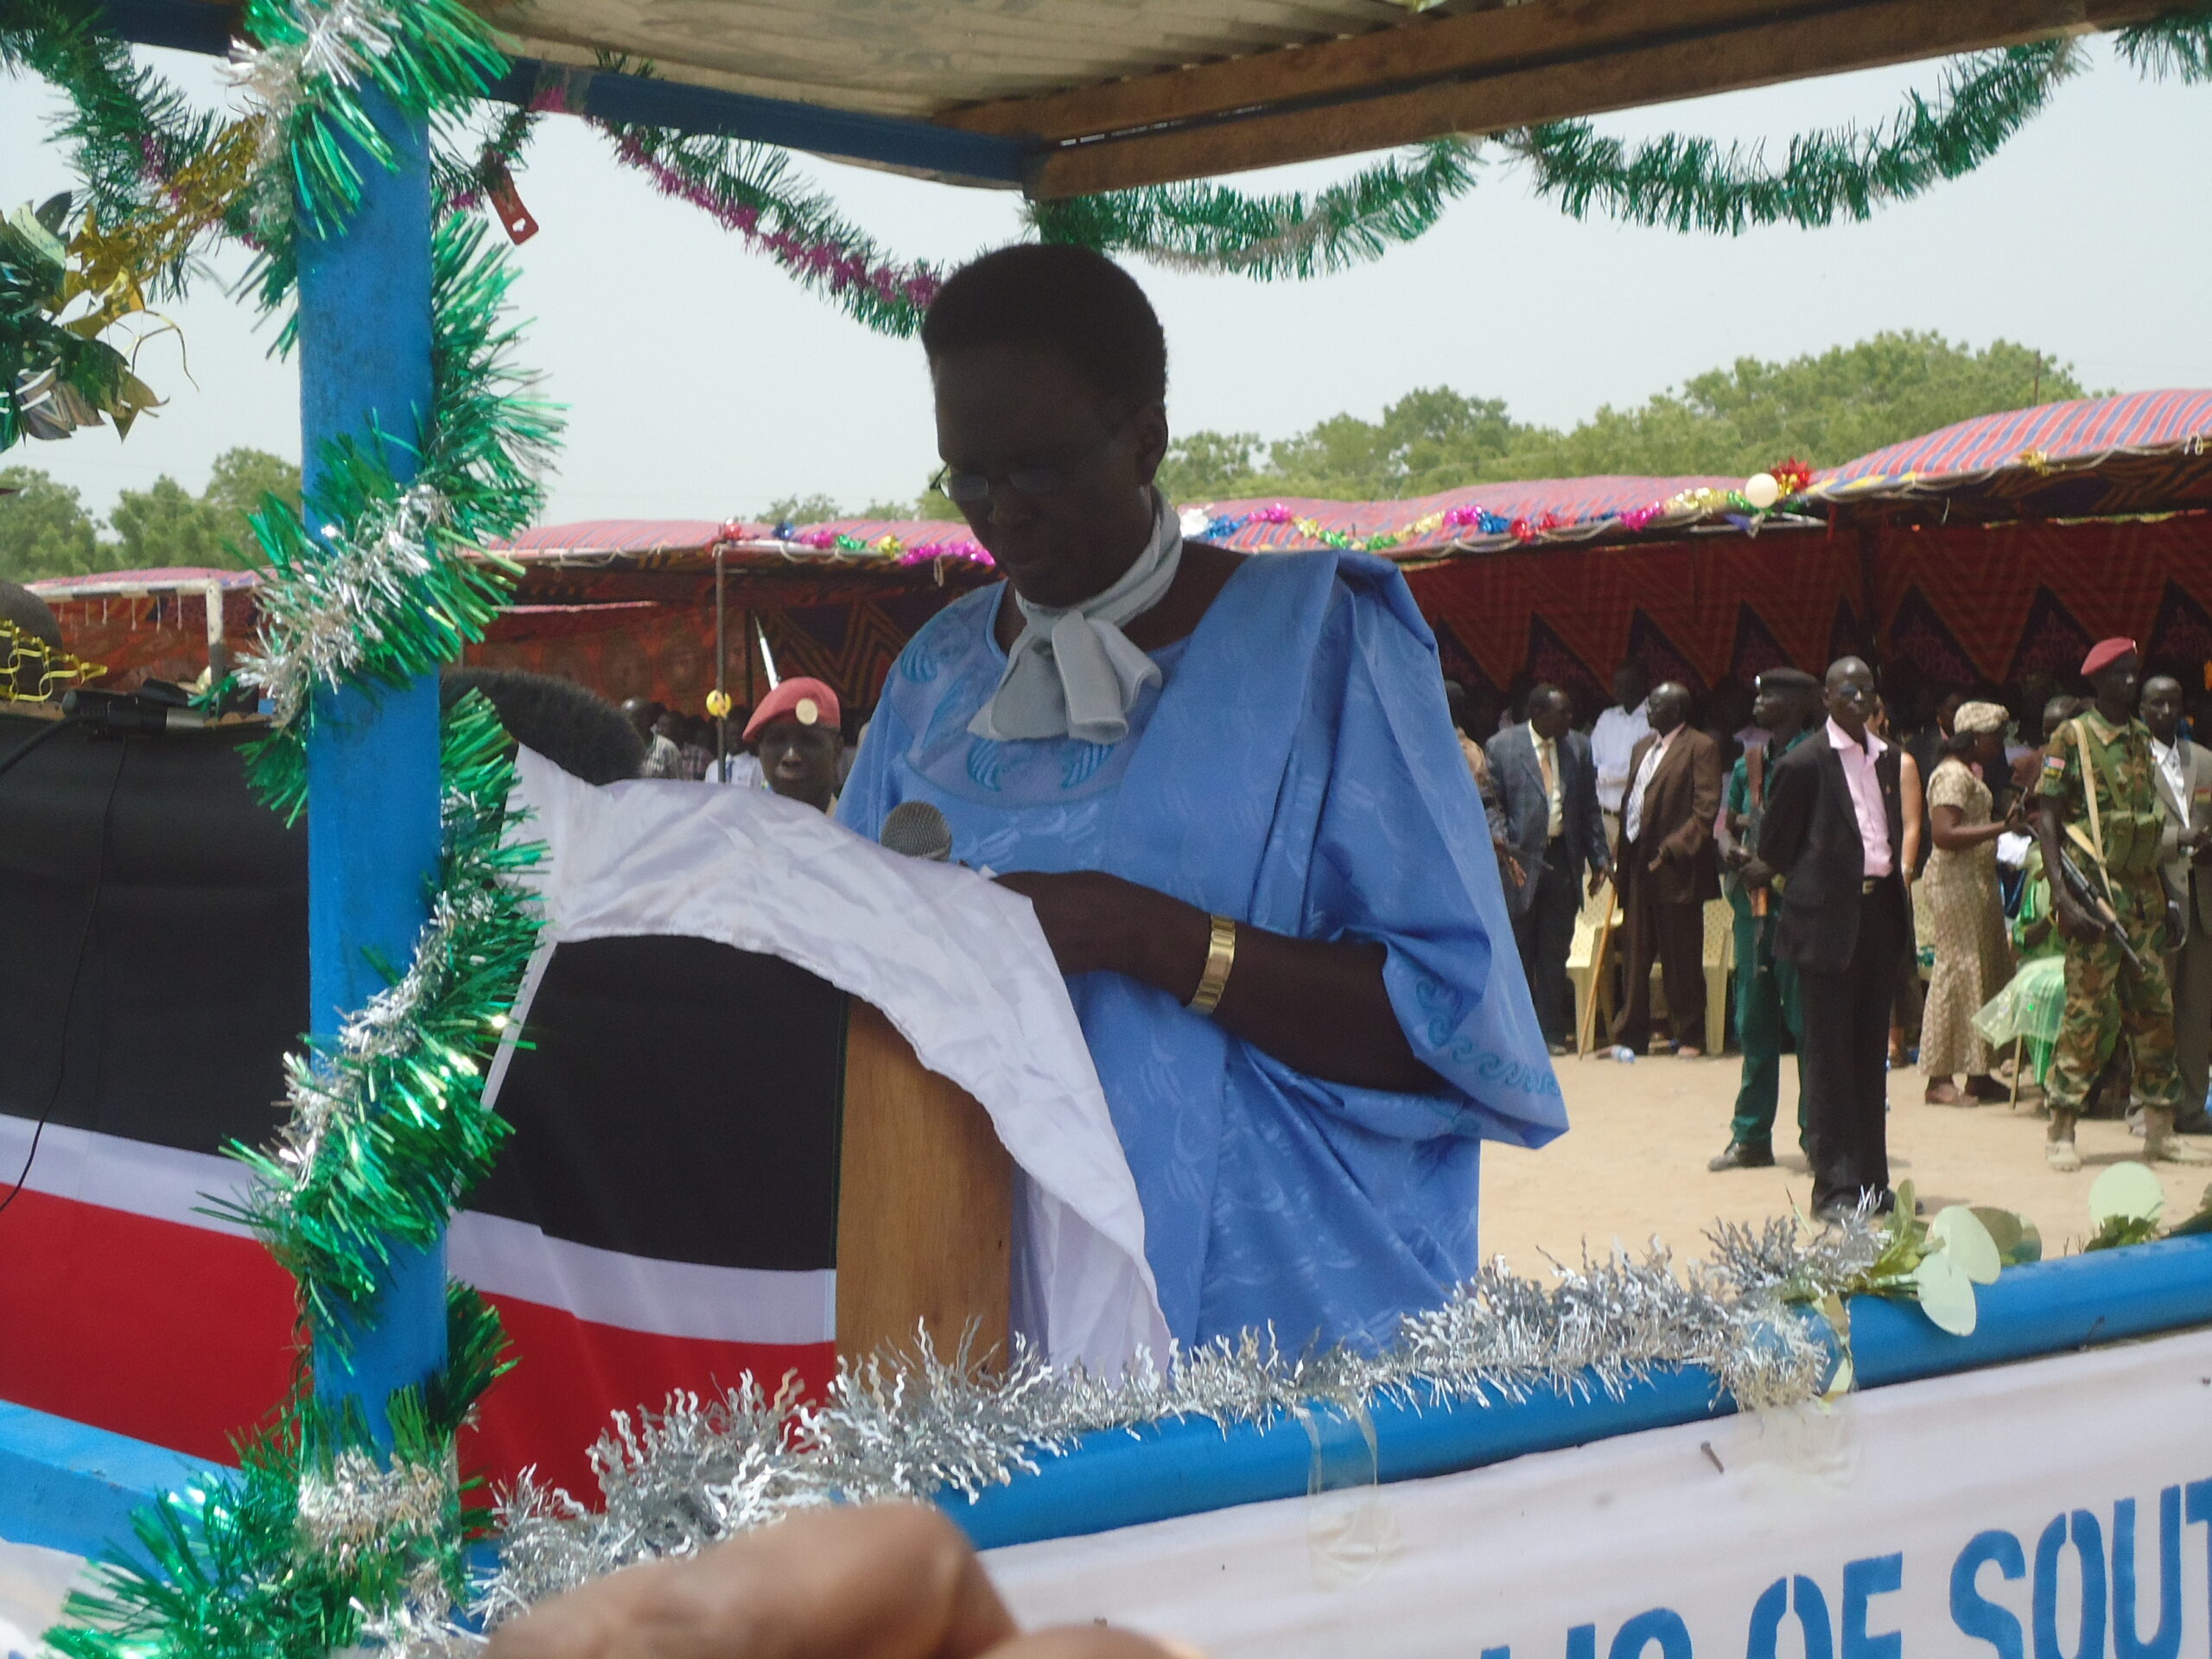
[{"xmin": 836, "ymin": 999, "xmax": 1014, "ymax": 1368}]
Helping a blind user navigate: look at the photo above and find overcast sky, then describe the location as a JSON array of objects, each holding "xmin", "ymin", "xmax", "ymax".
[{"xmin": 7, "ymin": 37, "xmax": 2210, "ymax": 525}]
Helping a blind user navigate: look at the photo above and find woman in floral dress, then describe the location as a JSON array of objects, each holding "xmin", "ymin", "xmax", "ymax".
[{"xmin": 1920, "ymin": 702, "xmax": 2022, "ymax": 1103}]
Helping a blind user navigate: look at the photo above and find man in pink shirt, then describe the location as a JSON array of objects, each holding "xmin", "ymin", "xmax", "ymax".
[{"xmin": 1744, "ymin": 658, "xmax": 1911, "ymax": 1218}]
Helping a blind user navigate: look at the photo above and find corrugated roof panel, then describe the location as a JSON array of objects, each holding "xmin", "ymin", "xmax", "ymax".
[{"xmin": 479, "ymin": 0, "xmax": 1422, "ymax": 119}]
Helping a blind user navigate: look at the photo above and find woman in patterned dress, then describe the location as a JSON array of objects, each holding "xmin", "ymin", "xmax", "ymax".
[{"xmin": 1920, "ymin": 701, "xmax": 2022, "ymax": 1103}]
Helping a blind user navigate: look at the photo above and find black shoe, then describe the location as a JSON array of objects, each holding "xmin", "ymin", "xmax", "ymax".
[
  {"xmin": 1708, "ymin": 1141, "xmax": 1775, "ymax": 1172},
  {"xmin": 2173, "ymin": 1109, "xmax": 2212, "ymax": 1136}
]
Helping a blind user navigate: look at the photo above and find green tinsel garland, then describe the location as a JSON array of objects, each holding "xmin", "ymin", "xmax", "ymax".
[
  {"xmin": 2115, "ymin": 3, "xmax": 2212, "ymax": 80},
  {"xmin": 1031, "ymin": 137, "xmax": 1483, "ymax": 280},
  {"xmin": 237, "ymin": 0, "xmax": 504, "ymax": 239},
  {"xmin": 1503, "ymin": 41, "xmax": 2079, "ymax": 233},
  {"xmin": 233, "ymin": 208, "xmax": 561, "ymax": 817},
  {"xmin": 219, "ymin": 693, "xmax": 544, "ymax": 1332},
  {"xmin": 49, "ymin": 1282, "xmax": 509, "ymax": 1659}
]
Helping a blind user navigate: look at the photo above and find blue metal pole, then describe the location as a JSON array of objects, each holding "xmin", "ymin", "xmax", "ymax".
[{"xmin": 296, "ymin": 88, "xmax": 447, "ymax": 1443}]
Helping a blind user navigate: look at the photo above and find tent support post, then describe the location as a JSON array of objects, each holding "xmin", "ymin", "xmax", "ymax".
[
  {"xmin": 715, "ymin": 546, "xmax": 728, "ymax": 779},
  {"xmin": 297, "ymin": 88, "xmax": 447, "ymax": 1446}
]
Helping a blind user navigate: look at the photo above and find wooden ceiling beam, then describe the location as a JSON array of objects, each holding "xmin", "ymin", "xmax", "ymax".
[
  {"xmin": 939, "ymin": 0, "xmax": 1833, "ymax": 143},
  {"xmin": 1009, "ymin": 0, "xmax": 2169, "ymax": 200}
]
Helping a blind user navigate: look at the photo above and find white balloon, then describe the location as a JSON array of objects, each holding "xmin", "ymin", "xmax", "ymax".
[
  {"xmin": 1743, "ymin": 473, "xmax": 1782, "ymax": 510},
  {"xmin": 2088, "ymin": 1160, "xmax": 2166, "ymax": 1226}
]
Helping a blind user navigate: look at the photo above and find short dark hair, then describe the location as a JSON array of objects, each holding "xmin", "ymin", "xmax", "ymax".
[
  {"xmin": 1528, "ymin": 682, "xmax": 1569, "ymax": 714},
  {"xmin": 442, "ymin": 667, "xmax": 646, "ymax": 785},
  {"xmin": 921, "ymin": 244, "xmax": 1167, "ymax": 410}
]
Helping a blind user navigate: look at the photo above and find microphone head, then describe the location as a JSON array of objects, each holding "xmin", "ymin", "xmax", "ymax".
[{"xmin": 880, "ymin": 798, "xmax": 954, "ymax": 861}]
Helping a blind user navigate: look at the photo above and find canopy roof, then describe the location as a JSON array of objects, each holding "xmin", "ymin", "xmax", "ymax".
[{"xmin": 119, "ymin": 0, "xmax": 2172, "ymax": 194}]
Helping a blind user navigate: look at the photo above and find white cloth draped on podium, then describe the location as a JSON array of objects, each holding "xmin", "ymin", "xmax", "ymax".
[{"xmin": 499, "ymin": 748, "xmax": 1169, "ymax": 1373}]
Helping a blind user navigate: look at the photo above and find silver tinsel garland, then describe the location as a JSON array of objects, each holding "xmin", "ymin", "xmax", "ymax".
[
  {"xmin": 378, "ymin": 1215, "xmax": 1883, "ymax": 1657},
  {"xmin": 230, "ymin": 0, "xmax": 395, "ymax": 162},
  {"xmin": 232, "ymin": 483, "xmax": 449, "ymax": 728},
  {"xmin": 296, "ymin": 1446, "xmax": 454, "ymax": 1569},
  {"xmin": 264, "ymin": 873, "xmax": 493, "ymax": 1185}
]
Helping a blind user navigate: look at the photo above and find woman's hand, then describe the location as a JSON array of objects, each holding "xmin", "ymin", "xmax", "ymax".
[
  {"xmin": 995, "ymin": 868, "xmax": 1436, "ymax": 1092},
  {"xmin": 994, "ymin": 870, "xmax": 1208, "ymax": 992}
]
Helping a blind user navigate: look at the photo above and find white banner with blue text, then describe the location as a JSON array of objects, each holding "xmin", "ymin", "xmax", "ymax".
[{"xmin": 985, "ymin": 1324, "xmax": 2212, "ymax": 1659}]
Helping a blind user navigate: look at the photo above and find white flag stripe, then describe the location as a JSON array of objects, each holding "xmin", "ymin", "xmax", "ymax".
[
  {"xmin": 0, "ymin": 1116, "xmax": 836, "ymax": 1350},
  {"xmin": 448, "ymin": 1210, "xmax": 836, "ymax": 1346},
  {"xmin": 0, "ymin": 1116, "xmax": 259, "ymax": 1238}
]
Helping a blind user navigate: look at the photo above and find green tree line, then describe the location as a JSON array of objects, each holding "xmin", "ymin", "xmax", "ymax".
[
  {"xmin": 0, "ymin": 448, "xmax": 300, "ymax": 583},
  {"xmin": 1155, "ymin": 331, "xmax": 2084, "ymax": 503}
]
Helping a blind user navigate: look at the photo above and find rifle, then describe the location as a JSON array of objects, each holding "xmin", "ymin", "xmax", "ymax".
[
  {"xmin": 1743, "ymin": 741, "xmax": 1770, "ymax": 918},
  {"xmin": 2052, "ymin": 842, "xmax": 2146, "ymax": 976}
]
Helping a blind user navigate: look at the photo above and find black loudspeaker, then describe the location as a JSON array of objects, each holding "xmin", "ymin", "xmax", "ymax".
[{"xmin": 0, "ymin": 712, "xmax": 306, "ymax": 1157}]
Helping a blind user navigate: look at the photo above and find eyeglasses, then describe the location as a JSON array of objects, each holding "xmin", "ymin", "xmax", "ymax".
[{"xmin": 931, "ymin": 415, "xmax": 1135, "ymax": 507}]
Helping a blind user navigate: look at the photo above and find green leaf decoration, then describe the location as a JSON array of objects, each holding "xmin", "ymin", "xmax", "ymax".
[{"xmin": 2165, "ymin": 1182, "xmax": 2212, "ymax": 1239}]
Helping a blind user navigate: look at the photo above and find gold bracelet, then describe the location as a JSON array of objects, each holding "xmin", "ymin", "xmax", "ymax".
[{"xmin": 1187, "ymin": 913, "xmax": 1238, "ymax": 1015}]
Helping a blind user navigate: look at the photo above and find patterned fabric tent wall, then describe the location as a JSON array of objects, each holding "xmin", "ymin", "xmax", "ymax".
[{"xmin": 1408, "ymin": 515, "xmax": 2212, "ymax": 715}]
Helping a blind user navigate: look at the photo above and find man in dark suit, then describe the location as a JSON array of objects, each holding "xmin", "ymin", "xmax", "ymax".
[
  {"xmin": 1746, "ymin": 657, "xmax": 1911, "ymax": 1217},
  {"xmin": 1488, "ymin": 684, "xmax": 1611, "ymax": 1053},
  {"xmin": 2145, "ymin": 673, "xmax": 2212, "ymax": 1134},
  {"xmin": 1610, "ymin": 683, "xmax": 1722, "ymax": 1057}
]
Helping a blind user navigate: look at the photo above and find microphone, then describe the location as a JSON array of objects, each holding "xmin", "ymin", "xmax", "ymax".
[
  {"xmin": 61, "ymin": 688, "xmax": 208, "ymax": 736},
  {"xmin": 880, "ymin": 799, "xmax": 953, "ymax": 862}
]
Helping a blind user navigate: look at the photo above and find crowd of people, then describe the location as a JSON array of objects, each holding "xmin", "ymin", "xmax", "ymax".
[{"xmin": 1454, "ymin": 637, "xmax": 2212, "ymax": 1217}]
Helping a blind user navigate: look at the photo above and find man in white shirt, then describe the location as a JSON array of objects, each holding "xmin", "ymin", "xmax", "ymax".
[{"xmin": 1591, "ymin": 662, "xmax": 1653, "ymax": 823}]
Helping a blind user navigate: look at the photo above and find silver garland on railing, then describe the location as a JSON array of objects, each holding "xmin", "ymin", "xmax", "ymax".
[
  {"xmin": 296, "ymin": 1447, "xmax": 456, "ymax": 1568},
  {"xmin": 375, "ymin": 1215, "xmax": 1883, "ymax": 1657},
  {"xmin": 232, "ymin": 483, "xmax": 448, "ymax": 726}
]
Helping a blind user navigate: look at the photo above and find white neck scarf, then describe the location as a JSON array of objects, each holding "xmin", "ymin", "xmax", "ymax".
[{"xmin": 969, "ymin": 490, "xmax": 1184, "ymax": 745}]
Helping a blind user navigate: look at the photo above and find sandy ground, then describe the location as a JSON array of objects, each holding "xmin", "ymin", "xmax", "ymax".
[{"xmin": 1478, "ymin": 1049, "xmax": 2212, "ymax": 1274}]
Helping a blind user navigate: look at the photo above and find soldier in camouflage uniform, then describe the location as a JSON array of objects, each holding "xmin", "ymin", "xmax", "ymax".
[{"xmin": 2036, "ymin": 639, "xmax": 2211, "ymax": 1169}]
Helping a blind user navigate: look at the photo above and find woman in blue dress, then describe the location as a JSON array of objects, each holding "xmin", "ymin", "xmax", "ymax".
[{"xmin": 838, "ymin": 245, "xmax": 1563, "ymax": 1352}]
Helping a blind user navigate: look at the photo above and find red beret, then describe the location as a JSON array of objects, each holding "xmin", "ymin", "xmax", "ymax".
[
  {"xmin": 2080, "ymin": 638, "xmax": 2138, "ymax": 678},
  {"xmin": 742, "ymin": 677, "xmax": 841, "ymax": 741}
]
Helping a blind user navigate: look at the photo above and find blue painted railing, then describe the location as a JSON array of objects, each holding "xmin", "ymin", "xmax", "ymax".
[{"xmin": 944, "ymin": 1233, "xmax": 2212, "ymax": 1549}]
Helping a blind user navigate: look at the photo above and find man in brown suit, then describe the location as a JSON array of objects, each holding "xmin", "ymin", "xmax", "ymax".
[{"xmin": 1610, "ymin": 682, "xmax": 1723, "ymax": 1056}]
